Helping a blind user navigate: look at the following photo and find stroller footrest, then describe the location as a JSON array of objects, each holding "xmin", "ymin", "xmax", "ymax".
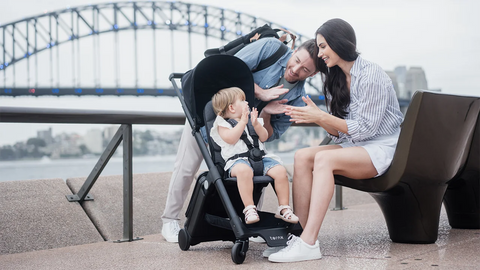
[
  {"xmin": 205, "ymin": 213, "xmax": 235, "ymax": 231},
  {"xmin": 224, "ymin": 175, "xmax": 274, "ymax": 184}
]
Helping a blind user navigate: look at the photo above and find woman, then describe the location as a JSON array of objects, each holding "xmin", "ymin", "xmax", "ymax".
[{"xmin": 268, "ymin": 18, "xmax": 404, "ymax": 263}]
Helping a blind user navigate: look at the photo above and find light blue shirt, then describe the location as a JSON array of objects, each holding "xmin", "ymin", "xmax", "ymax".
[
  {"xmin": 234, "ymin": 38, "xmax": 307, "ymax": 142},
  {"xmin": 328, "ymin": 56, "xmax": 404, "ymax": 143}
]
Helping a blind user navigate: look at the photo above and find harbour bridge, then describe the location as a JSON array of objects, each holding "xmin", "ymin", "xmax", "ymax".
[
  {"xmin": 0, "ymin": 2, "xmax": 323, "ymax": 96},
  {"xmin": 0, "ymin": 1, "xmax": 409, "ymax": 106}
]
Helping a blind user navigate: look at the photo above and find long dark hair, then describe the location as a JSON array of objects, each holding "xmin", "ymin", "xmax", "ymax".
[{"xmin": 316, "ymin": 18, "xmax": 359, "ymax": 118}]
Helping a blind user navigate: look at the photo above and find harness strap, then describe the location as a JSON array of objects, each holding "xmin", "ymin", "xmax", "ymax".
[
  {"xmin": 225, "ymin": 118, "xmax": 265, "ymax": 176},
  {"xmin": 227, "ymin": 151, "xmax": 250, "ymax": 161},
  {"xmin": 226, "ymin": 118, "xmax": 257, "ymax": 149},
  {"xmin": 226, "ymin": 149, "xmax": 266, "ymax": 162}
]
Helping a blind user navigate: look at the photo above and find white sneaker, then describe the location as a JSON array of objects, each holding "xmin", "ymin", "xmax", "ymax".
[
  {"xmin": 262, "ymin": 246, "xmax": 285, "ymax": 257},
  {"xmin": 162, "ymin": 220, "xmax": 181, "ymax": 243},
  {"xmin": 268, "ymin": 235, "xmax": 322, "ymax": 263},
  {"xmin": 249, "ymin": 236, "xmax": 266, "ymax": 243}
]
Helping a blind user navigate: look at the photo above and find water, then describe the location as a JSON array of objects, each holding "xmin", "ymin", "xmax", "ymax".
[
  {"xmin": 0, "ymin": 155, "xmax": 180, "ymax": 182},
  {"xmin": 0, "ymin": 152, "xmax": 295, "ymax": 182}
]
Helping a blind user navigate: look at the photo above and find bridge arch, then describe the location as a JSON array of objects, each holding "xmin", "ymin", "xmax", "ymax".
[{"xmin": 0, "ymin": 1, "xmax": 321, "ymax": 96}]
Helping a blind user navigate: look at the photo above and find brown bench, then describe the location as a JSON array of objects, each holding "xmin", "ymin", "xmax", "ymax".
[
  {"xmin": 443, "ymin": 103, "xmax": 480, "ymax": 230},
  {"xmin": 332, "ymin": 90, "xmax": 480, "ymax": 243}
]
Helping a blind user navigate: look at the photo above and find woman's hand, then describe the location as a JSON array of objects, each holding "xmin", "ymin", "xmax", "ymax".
[
  {"xmin": 284, "ymin": 95, "xmax": 324, "ymax": 124},
  {"xmin": 262, "ymin": 99, "xmax": 289, "ymax": 115}
]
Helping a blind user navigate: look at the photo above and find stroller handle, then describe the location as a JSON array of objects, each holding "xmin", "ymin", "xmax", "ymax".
[{"xmin": 169, "ymin": 73, "xmax": 184, "ymax": 80}]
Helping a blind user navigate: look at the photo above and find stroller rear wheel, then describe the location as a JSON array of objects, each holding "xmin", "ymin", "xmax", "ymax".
[
  {"xmin": 178, "ymin": 229, "xmax": 191, "ymax": 251},
  {"xmin": 231, "ymin": 240, "xmax": 249, "ymax": 264}
]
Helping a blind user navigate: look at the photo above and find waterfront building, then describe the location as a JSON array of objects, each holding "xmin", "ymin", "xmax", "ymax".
[
  {"xmin": 84, "ymin": 129, "xmax": 104, "ymax": 154},
  {"xmin": 37, "ymin": 127, "xmax": 54, "ymax": 145},
  {"xmin": 405, "ymin": 67, "xmax": 428, "ymax": 98}
]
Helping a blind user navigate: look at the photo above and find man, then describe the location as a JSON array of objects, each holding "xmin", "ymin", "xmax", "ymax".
[{"xmin": 161, "ymin": 38, "xmax": 320, "ymax": 242}]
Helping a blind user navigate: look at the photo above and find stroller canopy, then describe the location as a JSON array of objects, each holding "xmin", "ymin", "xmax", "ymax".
[{"xmin": 181, "ymin": 54, "xmax": 255, "ymax": 130}]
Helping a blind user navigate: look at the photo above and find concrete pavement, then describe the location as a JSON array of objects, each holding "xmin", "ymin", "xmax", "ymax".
[{"xmin": 1, "ymin": 172, "xmax": 479, "ymax": 269}]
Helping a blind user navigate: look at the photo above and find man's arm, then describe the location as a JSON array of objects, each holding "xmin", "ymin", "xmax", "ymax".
[
  {"xmin": 259, "ymin": 99, "xmax": 290, "ymax": 140},
  {"xmin": 236, "ymin": 39, "xmax": 290, "ymax": 102},
  {"xmin": 250, "ymin": 108, "xmax": 269, "ymax": 142},
  {"xmin": 235, "ymin": 38, "xmax": 296, "ymax": 142}
]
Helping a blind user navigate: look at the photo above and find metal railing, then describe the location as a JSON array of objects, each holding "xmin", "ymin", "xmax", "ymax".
[
  {"xmin": 0, "ymin": 106, "xmax": 185, "ymax": 242},
  {"xmin": 0, "ymin": 105, "xmax": 346, "ymax": 241}
]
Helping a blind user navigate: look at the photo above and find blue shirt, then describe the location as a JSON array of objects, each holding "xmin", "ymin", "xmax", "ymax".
[
  {"xmin": 328, "ymin": 56, "xmax": 404, "ymax": 143},
  {"xmin": 234, "ymin": 38, "xmax": 306, "ymax": 142}
]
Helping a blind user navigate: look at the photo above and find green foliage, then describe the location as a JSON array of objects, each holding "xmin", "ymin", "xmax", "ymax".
[
  {"xmin": 0, "ymin": 147, "xmax": 15, "ymax": 160},
  {"xmin": 26, "ymin": 138, "xmax": 46, "ymax": 147}
]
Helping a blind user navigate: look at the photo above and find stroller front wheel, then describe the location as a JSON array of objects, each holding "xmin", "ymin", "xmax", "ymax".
[
  {"xmin": 231, "ymin": 240, "xmax": 248, "ymax": 264},
  {"xmin": 178, "ymin": 229, "xmax": 191, "ymax": 251}
]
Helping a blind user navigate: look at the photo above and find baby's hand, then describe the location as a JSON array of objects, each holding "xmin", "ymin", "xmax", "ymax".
[
  {"xmin": 240, "ymin": 105, "xmax": 249, "ymax": 125},
  {"xmin": 250, "ymin": 107, "xmax": 259, "ymax": 126}
]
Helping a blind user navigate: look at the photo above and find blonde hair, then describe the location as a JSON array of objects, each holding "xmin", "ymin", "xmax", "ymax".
[{"xmin": 212, "ymin": 87, "xmax": 246, "ymax": 117}]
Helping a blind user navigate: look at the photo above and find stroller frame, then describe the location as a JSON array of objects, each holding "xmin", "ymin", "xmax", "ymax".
[{"xmin": 168, "ymin": 55, "xmax": 301, "ymax": 264}]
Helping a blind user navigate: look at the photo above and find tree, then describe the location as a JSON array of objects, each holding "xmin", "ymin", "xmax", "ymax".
[
  {"xmin": 0, "ymin": 147, "xmax": 15, "ymax": 160},
  {"xmin": 26, "ymin": 138, "xmax": 46, "ymax": 148},
  {"xmin": 26, "ymin": 138, "xmax": 47, "ymax": 158},
  {"xmin": 140, "ymin": 130, "xmax": 154, "ymax": 142},
  {"xmin": 79, "ymin": 144, "xmax": 90, "ymax": 155}
]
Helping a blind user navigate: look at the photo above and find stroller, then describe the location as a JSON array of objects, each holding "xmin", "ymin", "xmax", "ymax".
[{"xmin": 169, "ymin": 54, "xmax": 302, "ymax": 264}]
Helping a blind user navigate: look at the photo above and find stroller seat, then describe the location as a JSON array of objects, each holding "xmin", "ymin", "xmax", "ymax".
[{"xmin": 169, "ymin": 54, "xmax": 302, "ymax": 264}]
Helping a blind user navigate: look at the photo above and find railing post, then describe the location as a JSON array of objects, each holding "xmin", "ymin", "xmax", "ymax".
[
  {"xmin": 115, "ymin": 124, "xmax": 142, "ymax": 243},
  {"xmin": 123, "ymin": 123, "xmax": 133, "ymax": 240},
  {"xmin": 320, "ymin": 137, "xmax": 346, "ymax": 211},
  {"xmin": 331, "ymin": 185, "xmax": 346, "ymax": 211}
]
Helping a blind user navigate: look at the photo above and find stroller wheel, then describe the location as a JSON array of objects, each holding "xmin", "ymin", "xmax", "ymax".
[
  {"xmin": 178, "ymin": 229, "xmax": 191, "ymax": 251},
  {"xmin": 231, "ymin": 240, "xmax": 248, "ymax": 264}
]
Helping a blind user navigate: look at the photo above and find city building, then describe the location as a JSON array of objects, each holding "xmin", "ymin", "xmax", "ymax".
[
  {"xmin": 385, "ymin": 71, "xmax": 400, "ymax": 97},
  {"xmin": 37, "ymin": 127, "xmax": 54, "ymax": 144},
  {"xmin": 103, "ymin": 125, "xmax": 120, "ymax": 142},
  {"xmin": 387, "ymin": 66, "xmax": 432, "ymax": 99},
  {"xmin": 405, "ymin": 67, "xmax": 429, "ymax": 98},
  {"xmin": 84, "ymin": 129, "xmax": 104, "ymax": 154}
]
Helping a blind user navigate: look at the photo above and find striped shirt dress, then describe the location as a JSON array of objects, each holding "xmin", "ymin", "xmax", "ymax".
[{"xmin": 327, "ymin": 56, "xmax": 404, "ymax": 176}]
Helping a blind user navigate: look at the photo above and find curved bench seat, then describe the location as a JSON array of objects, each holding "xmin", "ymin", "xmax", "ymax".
[
  {"xmin": 333, "ymin": 90, "xmax": 480, "ymax": 244},
  {"xmin": 444, "ymin": 108, "xmax": 480, "ymax": 230}
]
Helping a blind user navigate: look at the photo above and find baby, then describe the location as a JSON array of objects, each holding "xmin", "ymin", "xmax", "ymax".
[{"xmin": 210, "ymin": 87, "xmax": 298, "ymax": 225}]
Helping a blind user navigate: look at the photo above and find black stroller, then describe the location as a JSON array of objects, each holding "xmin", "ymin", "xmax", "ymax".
[{"xmin": 169, "ymin": 54, "xmax": 302, "ymax": 264}]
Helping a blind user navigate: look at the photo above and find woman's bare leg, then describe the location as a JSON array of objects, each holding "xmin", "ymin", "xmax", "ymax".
[
  {"xmin": 300, "ymin": 146, "xmax": 378, "ymax": 245},
  {"xmin": 293, "ymin": 145, "xmax": 340, "ymax": 227}
]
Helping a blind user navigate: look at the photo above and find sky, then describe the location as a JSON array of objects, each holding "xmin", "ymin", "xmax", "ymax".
[{"xmin": 0, "ymin": 0, "xmax": 479, "ymax": 146}]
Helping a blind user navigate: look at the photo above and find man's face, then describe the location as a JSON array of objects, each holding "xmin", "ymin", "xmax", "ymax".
[{"xmin": 284, "ymin": 48, "xmax": 317, "ymax": 83}]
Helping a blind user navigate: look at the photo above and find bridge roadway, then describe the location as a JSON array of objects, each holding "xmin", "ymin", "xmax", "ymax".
[
  {"xmin": 0, "ymin": 87, "xmax": 412, "ymax": 108},
  {"xmin": 1, "ymin": 170, "xmax": 479, "ymax": 269}
]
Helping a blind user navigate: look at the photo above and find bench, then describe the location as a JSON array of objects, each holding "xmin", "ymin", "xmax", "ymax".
[
  {"xmin": 443, "ymin": 103, "xmax": 480, "ymax": 230},
  {"xmin": 332, "ymin": 90, "xmax": 480, "ymax": 244}
]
